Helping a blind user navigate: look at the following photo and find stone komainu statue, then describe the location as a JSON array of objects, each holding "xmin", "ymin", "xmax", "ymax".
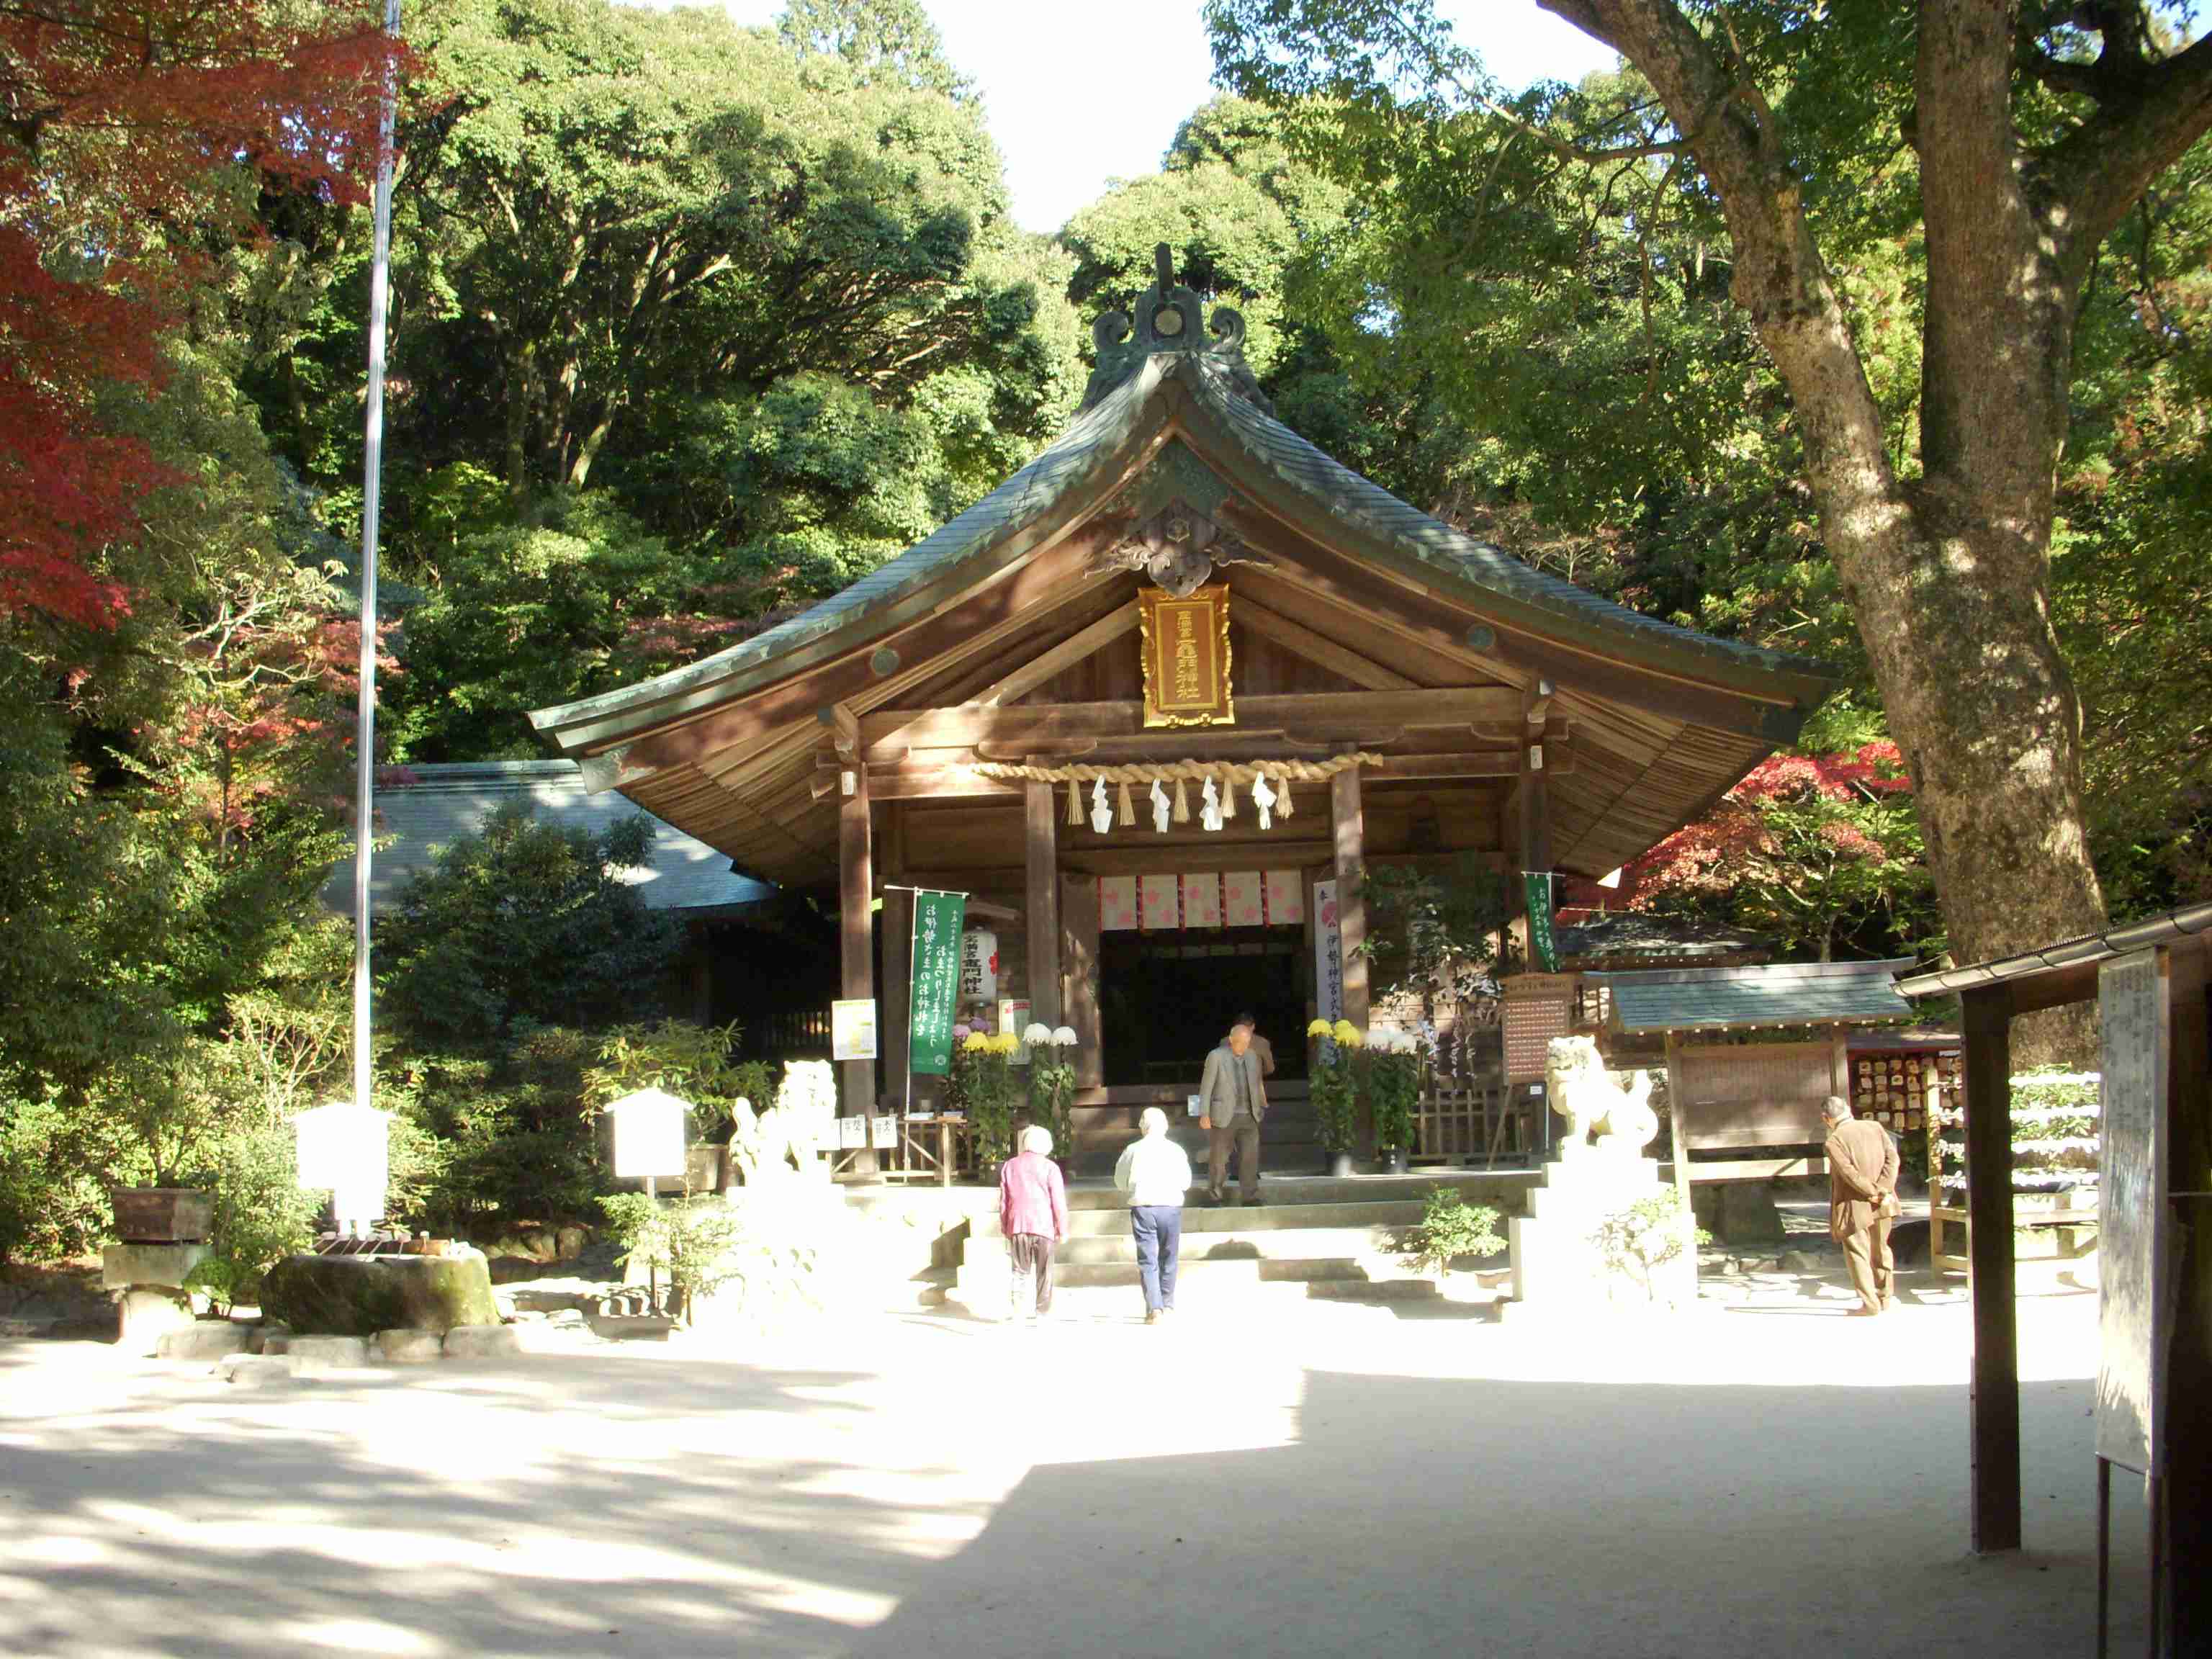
[{"xmin": 1543, "ymin": 1035, "xmax": 1659, "ymax": 1156}]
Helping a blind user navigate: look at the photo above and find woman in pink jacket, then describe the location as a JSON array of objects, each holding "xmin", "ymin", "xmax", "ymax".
[{"xmin": 998, "ymin": 1125, "xmax": 1069, "ymax": 1324}]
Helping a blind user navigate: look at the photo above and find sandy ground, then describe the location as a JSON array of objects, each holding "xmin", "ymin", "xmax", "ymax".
[{"xmin": 0, "ymin": 1264, "xmax": 2146, "ymax": 1659}]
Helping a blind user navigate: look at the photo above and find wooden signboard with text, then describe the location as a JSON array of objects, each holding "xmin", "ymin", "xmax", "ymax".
[{"xmin": 1138, "ymin": 583, "xmax": 1233, "ymax": 727}]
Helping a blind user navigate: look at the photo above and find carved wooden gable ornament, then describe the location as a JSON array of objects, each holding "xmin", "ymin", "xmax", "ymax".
[{"xmin": 1138, "ymin": 582, "xmax": 1233, "ymax": 727}]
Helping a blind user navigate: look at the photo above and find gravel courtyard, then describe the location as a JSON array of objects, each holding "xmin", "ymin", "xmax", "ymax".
[{"xmin": 0, "ymin": 1267, "xmax": 2144, "ymax": 1659}]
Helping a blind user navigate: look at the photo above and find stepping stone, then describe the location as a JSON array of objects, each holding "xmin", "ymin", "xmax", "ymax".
[
  {"xmin": 374, "ymin": 1328, "xmax": 446, "ymax": 1363},
  {"xmin": 216, "ymin": 1354, "xmax": 299, "ymax": 1388},
  {"xmin": 263, "ymin": 1334, "xmax": 369, "ymax": 1370},
  {"xmin": 442, "ymin": 1324, "xmax": 523, "ymax": 1359},
  {"xmin": 157, "ymin": 1323, "xmax": 254, "ymax": 1362}
]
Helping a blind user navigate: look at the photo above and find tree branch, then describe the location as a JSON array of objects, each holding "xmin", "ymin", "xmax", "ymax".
[{"xmin": 2042, "ymin": 30, "xmax": 2212, "ymax": 281}]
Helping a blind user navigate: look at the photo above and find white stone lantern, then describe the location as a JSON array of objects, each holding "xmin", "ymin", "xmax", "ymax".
[
  {"xmin": 294, "ymin": 1100, "xmax": 390, "ymax": 1237},
  {"xmin": 605, "ymin": 1087, "xmax": 691, "ymax": 1197}
]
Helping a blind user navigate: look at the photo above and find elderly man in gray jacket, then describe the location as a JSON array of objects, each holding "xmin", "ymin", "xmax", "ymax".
[{"xmin": 1198, "ymin": 1014, "xmax": 1268, "ymax": 1205}]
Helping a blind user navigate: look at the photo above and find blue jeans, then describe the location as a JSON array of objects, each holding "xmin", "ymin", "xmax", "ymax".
[{"xmin": 1130, "ymin": 1204, "xmax": 1182, "ymax": 1312}]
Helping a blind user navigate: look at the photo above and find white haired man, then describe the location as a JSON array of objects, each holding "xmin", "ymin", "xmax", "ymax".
[
  {"xmin": 1113, "ymin": 1107, "xmax": 1193, "ymax": 1324},
  {"xmin": 1822, "ymin": 1094, "xmax": 1900, "ymax": 1315},
  {"xmin": 1198, "ymin": 1014, "xmax": 1268, "ymax": 1205},
  {"xmin": 998, "ymin": 1124, "xmax": 1069, "ymax": 1324}
]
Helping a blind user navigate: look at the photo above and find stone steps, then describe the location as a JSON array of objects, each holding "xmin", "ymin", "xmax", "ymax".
[
  {"xmin": 957, "ymin": 1251, "xmax": 1435, "ymax": 1294},
  {"xmin": 1042, "ymin": 1226, "xmax": 1407, "ymax": 1265},
  {"xmin": 973, "ymin": 1198, "xmax": 1432, "ymax": 1241},
  {"xmin": 1053, "ymin": 1172, "xmax": 1535, "ymax": 1211}
]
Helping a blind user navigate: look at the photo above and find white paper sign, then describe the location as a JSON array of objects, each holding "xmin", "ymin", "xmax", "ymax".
[
  {"xmin": 961, "ymin": 929, "xmax": 999, "ymax": 1003},
  {"xmin": 831, "ymin": 998, "xmax": 878, "ymax": 1061},
  {"xmin": 605, "ymin": 1087, "xmax": 689, "ymax": 1179},
  {"xmin": 870, "ymin": 1115, "xmax": 898, "ymax": 1149},
  {"xmin": 2097, "ymin": 950, "xmax": 2167, "ymax": 1475},
  {"xmin": 838, "ymin": 1115, "xmax": 866, "ymax": 1150}
]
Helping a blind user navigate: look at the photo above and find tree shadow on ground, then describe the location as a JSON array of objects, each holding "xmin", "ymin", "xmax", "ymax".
[{"xmin": 0, "ymin": 1337, "xmax": 2149, "ymax": 1659}]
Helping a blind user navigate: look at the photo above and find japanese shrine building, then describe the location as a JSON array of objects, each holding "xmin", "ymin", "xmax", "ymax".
[{"xmin": 529, "ymin": 251, "xmax": 1835, "ymax": 1170}]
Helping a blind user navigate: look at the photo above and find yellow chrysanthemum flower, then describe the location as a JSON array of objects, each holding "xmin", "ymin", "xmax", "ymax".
[
  {"xmin": 1306, "ymin": 1018, "xmax": 1333, "ymax": 1038},
  {"xmin": 1331, "ymin": 1020, "xmax": 1363, "ymax": 1047}
]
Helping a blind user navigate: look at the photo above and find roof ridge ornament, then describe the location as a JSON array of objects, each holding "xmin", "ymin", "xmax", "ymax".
[{"xmin": 1079, "ymin": 243, "xmax": 1274, "ymax": 415}]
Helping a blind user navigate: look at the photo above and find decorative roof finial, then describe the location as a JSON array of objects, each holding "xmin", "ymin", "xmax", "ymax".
[{"xmin": 1078, "ymin": 245, "xmax": 1274, "ymax": 415}]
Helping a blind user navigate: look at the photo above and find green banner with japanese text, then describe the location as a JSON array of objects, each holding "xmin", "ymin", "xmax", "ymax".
[
  {"xmin": 1524, "ymin": 871, "xmax": 1559, "ymax": 974},
  {"xmin": 908, "ymin": 889, "xmax": 967, "ymax": 1077}
]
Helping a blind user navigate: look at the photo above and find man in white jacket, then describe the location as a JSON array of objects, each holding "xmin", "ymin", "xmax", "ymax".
[{"xmin": 1113, "ymin": 1107, "xmax": 1193, "ymax": 1324}]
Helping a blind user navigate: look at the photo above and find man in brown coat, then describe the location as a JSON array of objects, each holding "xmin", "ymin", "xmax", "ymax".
[{"xmin": 1822, "ymin": 1095, "xmax": 1899, "ymax": 1315}]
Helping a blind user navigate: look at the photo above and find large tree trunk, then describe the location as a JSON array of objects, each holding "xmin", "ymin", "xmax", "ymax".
[{"xmin": 1545, "ymin": 0, "xmax": 2145, "ymax": 1060}]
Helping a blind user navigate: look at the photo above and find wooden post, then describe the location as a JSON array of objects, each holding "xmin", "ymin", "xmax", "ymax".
[
  {"xmin": 1062, "ymin": 873, "xmax": 1102, "ymax": 1089},
  {"xmin": 1924, "ymin": 1055, "xmax": 1945, "ymax": 1263},
  {"xmin": 881, "ymin": 805, "xmax": 911, "ymax": 1105},
  {"xmin": 1332, "ymin": 766, "xmax": 1372, "ymax": 1156},
  {"xmin": 1962, "ymin": 986, "xmax": 2020, "ymax": 1552},
  {"xmin": 2162, "ymin": 940, "xmax": 2210, "ymax": 1656},
  {"xmin": 1664, "ymin": 1030, "xmax": 1691, "ymax": 1213},
  {"xmin": 838, "ymin": 759, "xmax": 877, "ymax": 1177},
  {"xmin": 1025, "ymin": 783, "xmax": 1061, "ymax": 1030}
]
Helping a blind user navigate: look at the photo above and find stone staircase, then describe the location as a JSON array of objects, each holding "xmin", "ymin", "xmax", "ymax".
[{"xmin": 951, "ymin": 1172, "xmax": 1537, "ymax": 1316}]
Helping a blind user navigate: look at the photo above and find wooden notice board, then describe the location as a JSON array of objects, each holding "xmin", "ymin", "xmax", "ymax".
[{"xmin": 1501, "ymin": 974, "xmax": 1576, "ymax": 1083}]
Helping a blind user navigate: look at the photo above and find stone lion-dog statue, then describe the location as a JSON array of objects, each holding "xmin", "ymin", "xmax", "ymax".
[{"xmin": 1544, "ymin": 1035, "xmax": 1659, "ymax": 1156}]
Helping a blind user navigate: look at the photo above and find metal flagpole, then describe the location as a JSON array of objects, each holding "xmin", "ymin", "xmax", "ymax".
[{"xmin": 351, "ymin": 0, "xmax": 403, "ymax": 1122}]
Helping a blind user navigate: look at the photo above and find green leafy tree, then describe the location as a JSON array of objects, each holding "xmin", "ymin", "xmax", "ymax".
[
  {"xmin": 1209, "ymin": 1, "xmax": 2212, "ymax": 1057},
  {"xmin": 375, "ymin": 806, "xmax": 681, "ymax": 1231}
]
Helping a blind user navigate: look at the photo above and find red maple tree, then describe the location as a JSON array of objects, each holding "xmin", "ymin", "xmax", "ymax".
[
  {"xmin": 1565, "ymin": 743, "xmax": 1934, "ymax": 959},
  {"xmin": 1, "ymin": 1, "xmax": 401, "ymax": 627}
]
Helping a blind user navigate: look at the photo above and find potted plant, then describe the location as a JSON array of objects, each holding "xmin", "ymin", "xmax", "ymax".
[
  {"xmin": 1025, "ymin": 1024, "xmax": 1081, "ymax": 1172},
  {"xmin": 953, "ymin": 1030, "xmax": 1022, "ymax": 1169},
  {"xmin": 1367, "ymin": 1028, "xmax": 1421, "ymax": 1174},
  {"xmin": 1306, "ymin": 1018, "xmax": 1362, "ymax": 1177}
]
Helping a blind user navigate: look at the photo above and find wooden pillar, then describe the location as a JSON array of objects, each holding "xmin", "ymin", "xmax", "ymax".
[
  {"xmin": 1061, "ymin": 873, "xmax": 1102, "ymax": 1089},
  {"xmin": 1024, "ymin": 783, "xmax": 1061, "ymax": 1029},
  {"xmin": 838, "ymin": 760, "xmax": 878, "ymax": 1177},
  {"xmin": 1663, "ymin": 1031, "xmax": 1691, "ymax": 1213},
  {"xmin": 1519, "ymin": 733, "xmax": 1553, "ymax": 875},
  {"xmin": 1961, "ymin": 986, "xmax": 2019, "ymax": 1552},
  {"xmin": 2163, "ymin": 941, "xmax": 2211, "ymax": 1655},
  {"xmin": 1332, "ymin": 767, "xmax": 1372, "ymax": 1156}
]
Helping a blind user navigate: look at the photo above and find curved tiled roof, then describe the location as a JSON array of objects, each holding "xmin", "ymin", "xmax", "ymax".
[{"xmin": 531, "ymin": 349, "xmax": 1831, "ymax": 755}]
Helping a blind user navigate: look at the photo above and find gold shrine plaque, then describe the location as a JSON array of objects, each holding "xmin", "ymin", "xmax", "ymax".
[{"xmin": 1138, "ymin": 583, "xmax": 1233, "ymax": 727}]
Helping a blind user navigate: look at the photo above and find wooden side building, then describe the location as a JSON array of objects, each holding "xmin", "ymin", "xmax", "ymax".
[{"xmin": 529, "ymin": 251, "xmax": 1836, "ymax": 1171}]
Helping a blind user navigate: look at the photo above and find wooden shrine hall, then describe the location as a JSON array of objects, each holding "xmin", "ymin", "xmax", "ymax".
[{"xmin": 529, "ymin": 248, "xmax": 1836, "ymax": 1172}]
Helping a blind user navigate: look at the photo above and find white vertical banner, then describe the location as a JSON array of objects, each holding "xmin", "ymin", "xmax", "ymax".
[{"xmin": 1315, "ymin": 878, "xmax": 1343, "ymax": 1023}]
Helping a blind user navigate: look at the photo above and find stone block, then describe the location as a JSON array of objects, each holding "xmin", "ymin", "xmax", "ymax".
[
  {"xmin": 555, "ymin": 1226, "xmax": 588, "ymax": 1260},
  {"xmin": 1, "ymin": 1315, "xmax": 56, "ymax": 1339},
  {"xmin": 156, "ymin": 1321, "xmax": 254, "ymax": 1362},
  {"xmin": 264, "ymin": 1333, "xmax": 368, "ymax": 1370},
  {"xmin": 102, "ymin": 1242, "xmax": 210, "ymax": 1291},
  {"xmin": 1717, "ymin": 1182, "xmax": 1786, "ymax": 1246},
  {"xmin": 374, "ymin": 1327, "xmax": 446, "ymax": 1363},
  {"xmin": 217, "ymin": 1354, "xmax": 299, "ymax": 1388},
  {"xmin": 115, "ymin": 1288, "xmax": 193, "ymax": 1355},
  {"xmin": 258, "ymin": 1253, "xmax": 500, "ymax": 1336},
  {"xmin": 441, "ymin": 1323, "xmax": 523, "ymax": 1359},
  {"xmin": 1780, "ymin": 1249, "xmax": 1833, "ymax": 1274}
]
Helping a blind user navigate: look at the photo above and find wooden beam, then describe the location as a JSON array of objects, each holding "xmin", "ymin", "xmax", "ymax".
[
  {"xmin": 972, "ymin": 600, "xmax": 1139, "ymax": 708},
  {"xmin": 1961, "ymin": 987, "xmax": 2020, "ymax": 1552},
  {"xmin": 1025, "ymin": 783, "xmax": 1061, "ymax": 1029},
  {"xmin": 839, "ymin": 757, "xmax": 878, "ymax": 1177},
  {"xmin": 1332, "ymin": 767, "xmax": 1372, "ymax": 1154},
  {"xmin": 1525, "ymin": 677, "xmax": 1555, "ymax": 728},
  {"xmin": 817, "ymin": 701, "xmax": 860, "ymax": 757},
  {"xmin": 1233, "ymin": 590, "xmax": 1418, "ymax": 691},
  {"xmin": 1061, "ymin": 838, "xmax": 1334, "ymax": 877},
  {"xmin": 860, "ymin": 747, "xmax": 1565, "ymax": 801},
  {"xmin": 859, "ymin": 688, "xmax": 1523, "ymax": 755}
]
